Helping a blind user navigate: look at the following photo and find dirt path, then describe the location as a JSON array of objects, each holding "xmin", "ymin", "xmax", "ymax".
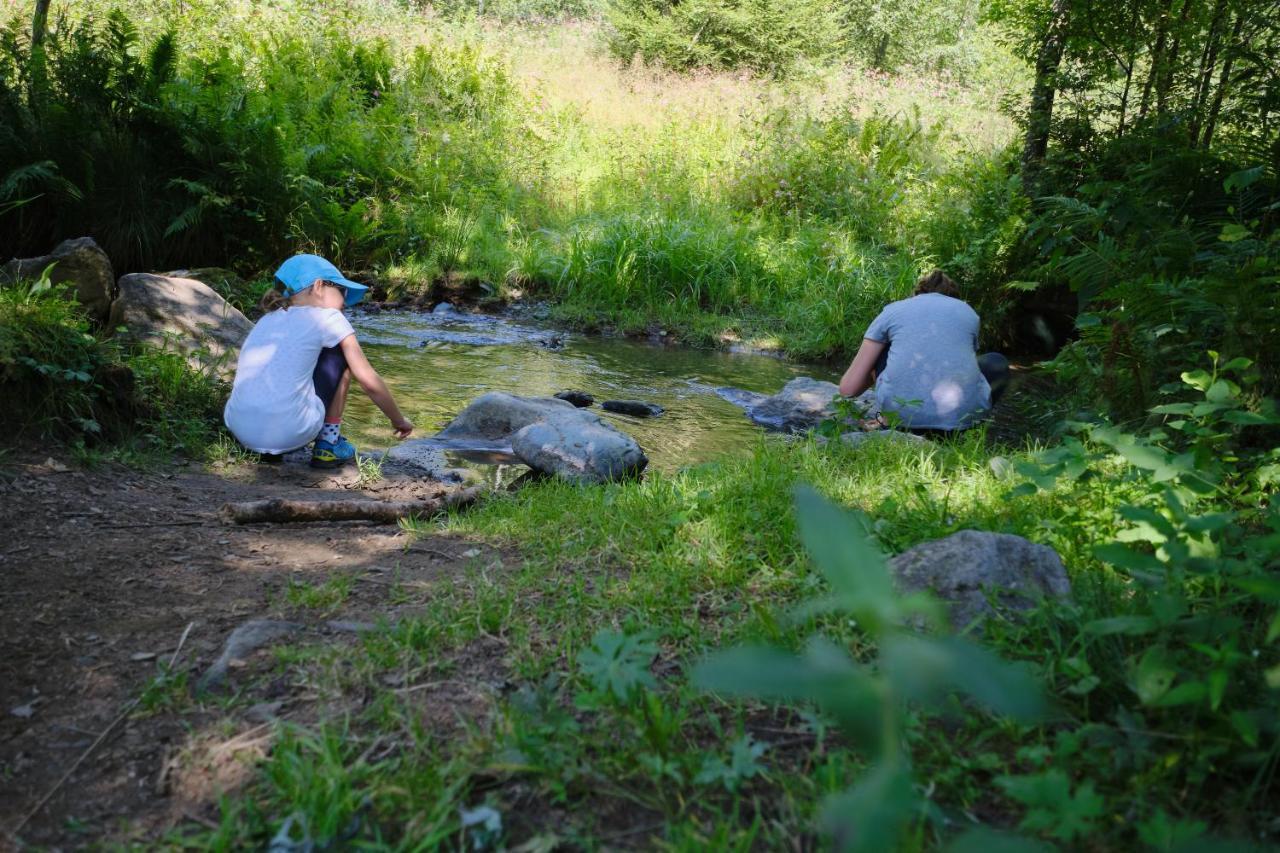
[{"xmin": 0, "ymin": 451, "xmax": 502, "ymax": 848}]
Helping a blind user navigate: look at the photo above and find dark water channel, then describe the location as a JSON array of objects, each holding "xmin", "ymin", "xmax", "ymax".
[{"xmin": 337, "ymin": 308, "xmax": 838, "ymax": 473}]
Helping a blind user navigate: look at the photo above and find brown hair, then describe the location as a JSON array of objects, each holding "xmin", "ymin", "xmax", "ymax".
[
  {"xmin": 914, "ymin": 269, "xmax": 960, "ymax": 298},
  {"xmin": 259, "ymin": 282, "xmax": 292, "ymax": 313}
]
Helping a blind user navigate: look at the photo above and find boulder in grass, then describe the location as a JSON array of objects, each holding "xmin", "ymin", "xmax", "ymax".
[
  {"xmin": 1, "ymin": 237, "xmax": 116, "ymax": 325},
  {"xmin": 888, "ymin": 530, "xmax": 1071, "ymax": 631},
  {"xmin": 107, "ymin": 273, "xmax": 253, "ymax": 374}
]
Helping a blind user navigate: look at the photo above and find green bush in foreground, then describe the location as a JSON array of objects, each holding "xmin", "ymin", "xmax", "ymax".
[{"xmin": 0, "ymin": 276, "xmax": 226, "ymax": 455}]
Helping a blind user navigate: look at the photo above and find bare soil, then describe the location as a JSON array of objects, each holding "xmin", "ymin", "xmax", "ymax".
[{"xmin": 0, "ymin": 451, "xmax": 508, "ymax": 849}]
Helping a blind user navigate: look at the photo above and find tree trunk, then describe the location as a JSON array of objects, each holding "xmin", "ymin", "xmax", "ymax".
[
  {"xmin": 1188, "ymin": 0, "xmax": 1229, "ymax": 144},
  {"xmin": 1021, "ymin": 0, "xmax": 1072, "ymax": 194},
  {"xmin": 31, "ymin": 0, "xmax": 52, "ymax": 47},
  {"xmin": 1157, "ymin": 0, "xmax": 1195, "ymax": 116},
  {"xmin": 1139, "ymin": 0, "xmax": 1176, "ymax": 121},
  {"xmin": 1200, "ymin": 10, "xmax": 1245, "ymax": 149},
  {"xmin": 29, "ymin": 0, "xmax": 53, "ymax": 106},
  {"xmin": 220, "ymin": 487, "xmax": 484, "ymax": 525}
]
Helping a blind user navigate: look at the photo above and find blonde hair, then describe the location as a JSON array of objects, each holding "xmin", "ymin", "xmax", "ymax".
[
  {"xmin": 259, "ymin": 282, "xmax": 292, "ymax": 313},
  {"xmin": 914, "ymin": 269, "xmax": 960, "ymax": 297}
]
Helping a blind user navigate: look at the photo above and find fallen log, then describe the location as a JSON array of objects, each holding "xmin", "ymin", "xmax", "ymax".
[{"xmin": 220, "ymin": 486, "xmax": 483, "ymax": 525}]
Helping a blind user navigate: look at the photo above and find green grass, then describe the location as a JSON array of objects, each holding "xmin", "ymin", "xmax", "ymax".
[
  {"xmin": 166, "ymin": 374, "xmax": 1280, "ymax": 848},
  {"xmin": 165, "ymin": 434, "xmax": 1120, "ymax": 847}
]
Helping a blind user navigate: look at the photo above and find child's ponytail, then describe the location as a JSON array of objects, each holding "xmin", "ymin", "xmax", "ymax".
[{"xmin": 259, "ymin": 281, "xmax": 291, "ymax": 313}]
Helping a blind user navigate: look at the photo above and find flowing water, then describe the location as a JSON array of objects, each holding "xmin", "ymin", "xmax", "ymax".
[{"xmin": 337, "ymin": 308, "xmax": 839, "ymax": 473}]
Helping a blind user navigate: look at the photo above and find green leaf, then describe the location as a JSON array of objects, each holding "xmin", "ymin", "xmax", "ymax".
[
  {"xmin": 997, "ymin": 770, "xmax": 1104, "ymax": 842},
  {"xmin": 1094, "ymin": 543, "xmax": 1165, "ymax": 577},
  {"xmin": 1223, "ymin": 166, "xmax": 1263, "ymax": 193},
  {"xmin": 793, "ymin": 486, "xmax": 900, "ymax": 630},
  {"xmin": 1208, "ymin": 669, "xmax": 1228, "ymax": 711},
  {"xmin": 693, "ymin": 639, "xmax": 885, "ymax": 749},
  {"xmin": 1150, "ymin": 403, "xmax": 1195, "ymax": 415},
  {"xmin": 1153, "ymin": 681, "xmax": 1206, "ymax": 707},
  {"xmin": 1085, "ymin": 615, "xmax": 1158, "ymax": 636},
  {"xmin": 1181, "ymin": 370, "xmax": 1213, "ymax": 392},
  {"xmin": 944, "ymin": 827, "xmax": 1052, "ymax": 853},
  {"xmin": 1230, "ymin": 711, "xmax": 1259, "ymax": 747},
  {"xmin": 1133, "ymin": 647, "xmax": 1177, "ymax": 704},
  {"xmin": 1137, "ymin": 808, "xmax": 1208, "ymax": 851},
  {"xmin": 1218, "ymin": 223, "xmax": 1251, "ymax": 243},
  {"xmin": 578, "ymin": 629, "xmax": 657, "ymax": 700},
  {"xmin": 819, "ymin": 762, "xmax": 917, "ymax": 853},
  {"xmin": 881, "ymin": 635, "xmax": 1045, "ymax": 722},
  {"xmin": 1222, "ymin": 409, "xmax": 1275, "ymax": 426}
]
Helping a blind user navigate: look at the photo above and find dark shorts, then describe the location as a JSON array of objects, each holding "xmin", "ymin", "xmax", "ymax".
[{"xmin": 312, "ymin": 346, "xmax": 348, "ymax": 409}]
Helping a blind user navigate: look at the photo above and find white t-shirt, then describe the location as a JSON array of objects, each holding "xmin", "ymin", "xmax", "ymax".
[{"xmin": 223, "ymin": 306, "xmax": 355, "ymax": 453}]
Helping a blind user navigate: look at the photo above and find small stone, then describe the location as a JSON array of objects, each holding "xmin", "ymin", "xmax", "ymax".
[
  {"xmin": 131, "ymin": 652, "xmax": 157, "ymax": 662},
  {"xmin": 461, "ymin": 548, "xmax": 482, "ymax": 558},
  {"xmin": 601, "ymin": 400, "xmax": 665, "ymax": 418},
  {"xmin": 9, "ymin": 703, "xmax": 36, "ymax": 719},
  {"xmin": 988, "ymin": 456, "xmax": 1014, "ymax": 478},
  {"xmin": 244, "ymin": 701, "xmax": 284, "ymax": 723},
  {"xmin": 554, "ymin": 390, "xmax": 595, "ymax": 408}
]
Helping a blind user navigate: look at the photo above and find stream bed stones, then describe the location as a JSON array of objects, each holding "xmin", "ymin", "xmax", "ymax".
[{"xmin": 391, "ymin": 392, "xmax": 648, "ymax": 484}]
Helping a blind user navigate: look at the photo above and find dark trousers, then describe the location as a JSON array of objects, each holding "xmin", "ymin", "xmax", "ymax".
[
  {"xmin": 978, "ymin": 352, "xmax": 1010, "ymax": 405},
  {"xmin": 312, "ymin": 346, "xmax": 348, "ymax": 410}
]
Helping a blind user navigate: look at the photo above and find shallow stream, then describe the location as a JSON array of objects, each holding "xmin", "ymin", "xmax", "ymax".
[{"xmin": 338, "ymin": 307, "xmax": 838, "ymax": 473}]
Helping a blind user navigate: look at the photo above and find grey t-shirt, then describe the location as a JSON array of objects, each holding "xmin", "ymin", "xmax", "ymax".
[{"xmin": 863, "ymin": 293, "xmax": 991, "ymax": 430}]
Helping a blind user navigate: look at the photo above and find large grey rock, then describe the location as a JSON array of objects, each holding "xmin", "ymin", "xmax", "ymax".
[
  {"xmin": 718, "ymin": 377, "xmax": 877, "ymax": 433},
  {"xmin": 748, "ymin": 377, "xmax": 839, "ymax": 431},
  {"xmin": 1, "ymin": 237, "xmax": 115, "ymax": 325},
  {"xmin": 889, "ymin": 531, "xmax": 1071, "ymax": 630},
  {"xmin": 108, "ymin": 273, "xmax": 253, "ymax": 373},
  {"xmin": 426, "ymin": 392, "xmax": 647, "ymax": 484}
]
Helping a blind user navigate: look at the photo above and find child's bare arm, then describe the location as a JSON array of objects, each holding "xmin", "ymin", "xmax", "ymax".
[{"xmin": 339, "ymin": 334, "xmax": 413, "ymax": 438}]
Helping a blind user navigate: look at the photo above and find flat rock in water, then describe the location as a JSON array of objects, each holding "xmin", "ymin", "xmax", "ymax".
[
  {"xmin": 718, "ymin": 377, "xmax": 868, "ymax": 433},
  {"xmin": 435, "ymin": 392, "xmax": 647, "ymax": 484},
  {"xmin": 714, "ymin": 387, "xmax": 768, "ymax": 410},
  {"xmin": 555, "ymin": 390, "xmax": 595, "ymax": 408},
  {"xmin": 888, "ymin": 531, "xmax": 1071, "ymax": 631},
  {"xmin": 601, "ymin": 400, "xmax": 664, "ymax": 418}
]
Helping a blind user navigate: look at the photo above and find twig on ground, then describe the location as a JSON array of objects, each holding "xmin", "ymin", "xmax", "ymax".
[
  {"xmin": 8, "ymin": 697, "xmax": 139, "ymax": 841},
  {"xmin": 169, "ymin": 621, "xmax": 196, "ymax": 669},
  {"xmin": 221, "ymin": 486, "xmax": 484, "ymax": 525}
]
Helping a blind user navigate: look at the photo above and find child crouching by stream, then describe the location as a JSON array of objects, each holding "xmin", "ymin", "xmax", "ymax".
[{"xmin": 223, "ymin": 254, "xmax": 413, "ymax": 467}]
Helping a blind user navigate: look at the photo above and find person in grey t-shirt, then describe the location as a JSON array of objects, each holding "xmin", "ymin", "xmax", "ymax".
[{"xmin": 838, "ymin": 270, "xmax": 1009, "ymax": 432}]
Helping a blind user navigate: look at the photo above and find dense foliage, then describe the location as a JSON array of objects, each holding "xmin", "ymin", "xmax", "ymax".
[{"xmin": 1, "ymin": 0, "xmax": 1279, "ymax": 847}]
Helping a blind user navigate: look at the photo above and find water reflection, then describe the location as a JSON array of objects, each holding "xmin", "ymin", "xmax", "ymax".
[{"xmin": 340, "ymin": 310, "xmax": 838, "ymax": 472}]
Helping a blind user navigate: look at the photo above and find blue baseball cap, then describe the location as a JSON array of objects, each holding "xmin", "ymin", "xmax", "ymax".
[{"xmin": 274, "ymin": 254, "xmax": 368, "ymax": 307}]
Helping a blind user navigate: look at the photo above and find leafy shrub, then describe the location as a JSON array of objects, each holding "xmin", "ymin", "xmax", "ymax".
[
  {"xmin": 1006, "ymin": 357, "xmax": 1280, "ymax": 840},
  {"xmin": 605, "ymin": 0, "xmax": 850, "ymax": 74},
  {"xmin": 0, "ymin": 276, "xmax": 113, "ymax": 439},
  {"xmin": 0, "ymin": 273, "xmax": 225, "ymax": 451},
  {"xmin": 730, "ymin": 108, "xmax": 944, "ymax": 240},
  {"xmin": 0, "ymin": 6, "xmax": 520, "ymax": 274}
]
